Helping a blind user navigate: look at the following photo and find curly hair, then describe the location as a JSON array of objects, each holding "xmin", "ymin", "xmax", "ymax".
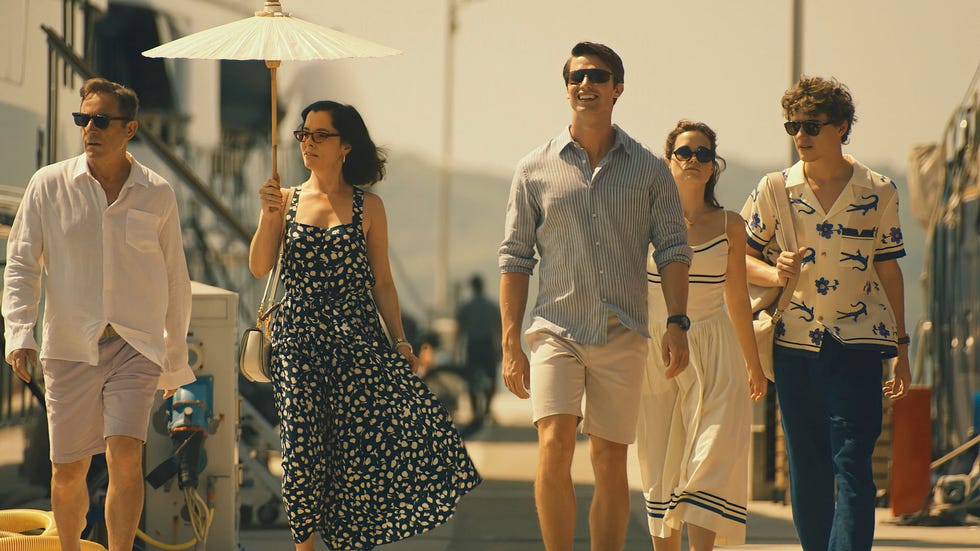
[
  {"xmin": 782, "ymin": 75, "xmax": 857, "ymax": 144},
  {"xmin": 299, "ymin": 101, "xmax": 387, "ymax": 186},
  {"xmin": 664, "ymin": 120, "xmax": 727, "ymax": 209}
]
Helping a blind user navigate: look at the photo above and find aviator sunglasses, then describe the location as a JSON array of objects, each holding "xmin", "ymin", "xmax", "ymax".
[
  {"xmin": 72, "ymin": 112, "xmax": 130, "ymax": 129},
  {"xmin": 567, "ymin": 68, "xmax": 613, "ymax": 84},
  {"xmin": 671, "ymin": 145, "xmax": 716, "ymax": 163},
  {"xmin": 293, "ymin": 130, "xmax": 341, "ymax": 144},
  {"xmin": 783, "ymin": 120, "xmax": 836, "ymax": 137}
]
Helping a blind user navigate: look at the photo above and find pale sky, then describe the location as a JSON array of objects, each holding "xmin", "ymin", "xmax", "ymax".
[
  {"xmin": 257, "ymin": 0, "xmax": 980, "ymax": 321},
  {"xmin": 278, "ymin": 0, "xmax": 980, "ymax": 177}
]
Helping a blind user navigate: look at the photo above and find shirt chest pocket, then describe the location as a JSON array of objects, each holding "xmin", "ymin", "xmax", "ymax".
[{"xmin": 126, "ymin": 209, "xmax": 161, "ymax": 252}]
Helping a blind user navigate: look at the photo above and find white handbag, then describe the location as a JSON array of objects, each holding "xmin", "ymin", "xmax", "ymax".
[
  {"xmin": 744, "ymin": 172, "xmax": 798, "ymax": 381},
  {"xmin": 239, "ymin": 190, "xmax": 292, "ymax": 383}
]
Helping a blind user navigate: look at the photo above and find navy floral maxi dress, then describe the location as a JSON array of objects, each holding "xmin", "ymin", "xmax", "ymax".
[{"xmin": 270, "ymin": 188, "xmax": 481, "ymax": 549}]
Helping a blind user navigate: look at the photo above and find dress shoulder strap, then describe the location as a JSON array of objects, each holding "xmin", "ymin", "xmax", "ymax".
[
  {"xmin": 352, "ymin": 187, "xmax": 364, "ymax": 226},
  {"xmin": 284, "ymin": 186, "xmax": 300, "ymax": 224}
]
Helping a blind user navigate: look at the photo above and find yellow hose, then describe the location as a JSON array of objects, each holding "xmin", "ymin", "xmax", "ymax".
[
  {"xmin": 0, "ymin": 506, "xmax": 213, "ymax": 551},
  {"xmin": 135, "ymin": 526, "xmax": 200, "ymax": 551},
  {"xmin": 0, "ymin": 508, "xmax": 106, "ymax": 550}
]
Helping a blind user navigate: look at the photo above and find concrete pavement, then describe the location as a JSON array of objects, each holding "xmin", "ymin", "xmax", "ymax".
[
  {"xmin": 238, "ymin": 391, "xmax": 980, "ymax": 550},
  {"xmin": 1, "ymin": 390, "xmax": 977, "ymax": 549}
]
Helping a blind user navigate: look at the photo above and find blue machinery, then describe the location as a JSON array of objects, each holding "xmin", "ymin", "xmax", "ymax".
[{"xmin": 142, "ymin": 283, "xmax": 240, "ymax": 549}]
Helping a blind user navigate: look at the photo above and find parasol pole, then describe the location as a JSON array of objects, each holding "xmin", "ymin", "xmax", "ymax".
[
  {"xmin": 258, "ymin": 1, "xmax": 285, "ymax": 182},
  {"xmin": 267, "ymin": 60, "xmax": 280, "ymax": 181}
]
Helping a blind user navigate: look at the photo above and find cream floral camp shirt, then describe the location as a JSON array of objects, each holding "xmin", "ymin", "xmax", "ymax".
[{"xmin": 744, "ymin": 155, "xmax": 904, "ymax": 358}]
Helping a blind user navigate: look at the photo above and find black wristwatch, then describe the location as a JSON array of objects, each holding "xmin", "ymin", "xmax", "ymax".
[{"xmin": 666, "ymin": 314, "xmax": 691, "ymax": 331}]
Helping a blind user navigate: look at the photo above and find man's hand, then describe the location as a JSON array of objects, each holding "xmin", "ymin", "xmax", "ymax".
[
  {"xmin": 502, "ymin": 346, "xmax": 531, "ymax": 399},
  {"xmin": 883, "ymin": 355, "xmax": 911, "ymax": 401},
  {"xmin": 661, "ymin": 326, "xmax": 689, "ymax": 379},
  {"xmin": 7, "ymin": 349, "xmax": 37, "ymax": 383}
]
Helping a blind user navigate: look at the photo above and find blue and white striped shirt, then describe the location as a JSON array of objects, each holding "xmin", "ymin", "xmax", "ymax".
[{"xmin": 499, "ymin": 126, "xmax": 692, "ymax": 344}]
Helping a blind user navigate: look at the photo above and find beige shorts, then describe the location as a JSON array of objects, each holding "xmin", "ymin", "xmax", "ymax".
[
  {"xmin": 526, "ymin": 313, "xmax": 647, "ymax": 445},
  {"xmin": 42, "ymin": 332, "xmax": 161, "ymax": 464}
]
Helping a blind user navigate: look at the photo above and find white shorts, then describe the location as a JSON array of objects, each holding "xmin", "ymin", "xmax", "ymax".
[{"xmin": 526, "ymin": 313, "xmax": 647, "ymax": 444}]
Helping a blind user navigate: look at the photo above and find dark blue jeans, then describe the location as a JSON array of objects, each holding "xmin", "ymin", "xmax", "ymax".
[{"xmin": 773, "ymin": 336, "xmax": 883, "ymax": 551}]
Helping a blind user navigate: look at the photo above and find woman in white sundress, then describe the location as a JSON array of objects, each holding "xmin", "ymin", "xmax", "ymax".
[{"xmin": 637, "ymin": 120, "xmax": 767, "ymax": 551}]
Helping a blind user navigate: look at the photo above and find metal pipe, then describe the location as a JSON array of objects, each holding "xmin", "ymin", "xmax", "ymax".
[{"xmin": 789, "ymin": 0, "xmax": 803, "ymax": 166}]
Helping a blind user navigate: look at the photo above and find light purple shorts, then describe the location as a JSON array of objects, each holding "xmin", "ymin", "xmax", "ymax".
[{"xmin": 42, "ymin": 333, "xmax": 160, "ymax": 463}]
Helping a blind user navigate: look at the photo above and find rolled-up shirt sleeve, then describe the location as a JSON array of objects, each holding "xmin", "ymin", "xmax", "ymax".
[
  {"xmin": 648, "ymin": 159, "xmax": 692, "ymax": 269},
  {"xmin": 499, "ymin": 164, "xmax": 539, "ymax": 274}
]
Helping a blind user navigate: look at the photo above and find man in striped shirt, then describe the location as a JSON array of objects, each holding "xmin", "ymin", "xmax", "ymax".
[{"xmin": 498, "ymin": 41, "xmax": 692, "ymax": 551}]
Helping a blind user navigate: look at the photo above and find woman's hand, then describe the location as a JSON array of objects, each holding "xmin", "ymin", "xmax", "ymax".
[
  {"xmin": 259, "ymin": 178, "xmax": 283, "ymax": 214},
  {"xmin": 398, "ymin": 347, "xmax": 420, "ymax": 373},
  {"xmin": 775, "ymin": 246, "xmax": 807, "ymax": 286},
  {"xmin": 747, "ymin": 365, "xmax": 768, "ymax": 401}
]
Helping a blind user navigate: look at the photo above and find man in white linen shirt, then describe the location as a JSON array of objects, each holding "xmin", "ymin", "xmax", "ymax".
[{"xmin": 2, "ymin": 77, "xmax": 194, "ymax": 551}]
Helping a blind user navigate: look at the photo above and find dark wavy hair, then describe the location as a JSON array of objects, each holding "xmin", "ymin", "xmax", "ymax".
[
  {"xmin": 79, "ymin": 77, "xmax": 139, "ymax": 120},
  {"xmin": 562, "ymin": 41, "xmax": 625, "ymax": 86},
  {"xmin": 664, "ymin": 120, "xmax": 727, "ymax": 209},
  {"xmin": 781, "ymin": 75, "xmax": 857, "ymax": 144},
  {"xmin": 299, "ymin": 101, "xmax": 387, "ymax": 186}
]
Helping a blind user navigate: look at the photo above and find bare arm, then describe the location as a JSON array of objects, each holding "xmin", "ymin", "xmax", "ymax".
[
  {"xmin": 500, "ymin": 271, "xmax": 530, "ymax": 398},
  {"xmin": 876, "ymin": 258, "xmax": 911, "ymax": 400},
  {"xmin": 724, "ymin": 212, "xmax": 766, "ymax": 400},
  {"xmin": 746, "ymin": 244, "xmax": 806, "ymax": 287},
  {"xmin": 745, "ymin": 247, "xmax": 778, "ymax": 287},
  {"xmin": 658, "ymin": 261, "xmax": 689, "ymax": 378},
  {"xmin": 363, "ymin": 192, "xmax": 418, "ymax": 371},
  {"xmin": 248, "ymin": 179, "xmax": 288, "ymax": 278}
]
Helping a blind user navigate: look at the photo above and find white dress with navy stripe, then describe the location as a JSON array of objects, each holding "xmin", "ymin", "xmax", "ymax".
[{"xmin": 637, "ymin": 232, "xmax": 750, "ymax": 544}]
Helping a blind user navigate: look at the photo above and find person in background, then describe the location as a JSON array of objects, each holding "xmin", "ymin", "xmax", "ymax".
[
  {"xmin": 414, "ymin": 330, "xmax": 441, "ymax": 379},
  {"xmin": 637, "ymin": 120, "xmax": 766, "ymax": 551},
  {"xmin": 3, "ymin": 77, "xmax": 194, "ymax": 551},
  {"xmin": 455, "ymin": 274, "xmax": 501, "ymax": 429},
  {"xmin": 498, "ymin": 41, "xmax": 692, "ymax": 550},
  {"xmin": 249, "ymin": 99, "xmax": 479, "ymax": 551},
  {"xmin": 742, "ymin": 76, "xmax": 911, "ymax": 551}
]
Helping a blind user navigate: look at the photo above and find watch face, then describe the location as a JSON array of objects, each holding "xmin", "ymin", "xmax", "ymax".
[{"xmin": 667, "ymin": 315, "xmax": 690, "ymax": 330}]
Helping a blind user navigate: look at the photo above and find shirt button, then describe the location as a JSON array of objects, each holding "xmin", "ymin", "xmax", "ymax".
[
  {"xmin": 821, "ymin": 252, "xmax": 827, "ymax": 257},
  {"xmin": 592, "ymin": 213, "xmax": 597, "ymax": 218},
  {"xmin": 817, "ymin": 315, "xmax": 824, "ymax": 321},
  {"xmin": 594, "ymin": 241, "xmax": 599, "ymax": 246},
  {"xmin": 599, "ymin": 269, "xmax": 604, "ymax": 275}
]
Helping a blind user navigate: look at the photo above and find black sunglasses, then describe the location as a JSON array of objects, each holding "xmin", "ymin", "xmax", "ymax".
[
  {"xmin": 671, "ymin": 145, "xmax": 716, "ymax": 163},
  {"xmin": 293, "ymin": 130, "xmax": 341, "ymax": 144},
  {"xmin": 568, "ymin": 68, "xmax": 612, "ymax": 85},
  {"xmin": 72, "ymin": 112, "xmax": 130, "ymax": 129},
  {"xmin": 784, "ymin": 120, "xmax": 835, "ymax": 137}
]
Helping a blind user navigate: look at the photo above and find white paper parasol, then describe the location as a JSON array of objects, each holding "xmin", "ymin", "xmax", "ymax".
[{"xmin": 142, "ymin": 0, "xmax": 400, "ymax": 179}]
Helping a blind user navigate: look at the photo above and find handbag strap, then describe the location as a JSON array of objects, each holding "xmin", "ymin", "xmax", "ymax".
[
  {"xmin": 769, "ymin": 171, "xmax": 798, "ymax": 317},
  {"xmin": 257, "ymin": 187, "xmax": 295, "ymax": 324}
]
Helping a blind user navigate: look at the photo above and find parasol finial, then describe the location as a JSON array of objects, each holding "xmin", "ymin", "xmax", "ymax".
[{"xmin": 256, "ymin": 1, "xmax": 288, "ymax": 17}]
